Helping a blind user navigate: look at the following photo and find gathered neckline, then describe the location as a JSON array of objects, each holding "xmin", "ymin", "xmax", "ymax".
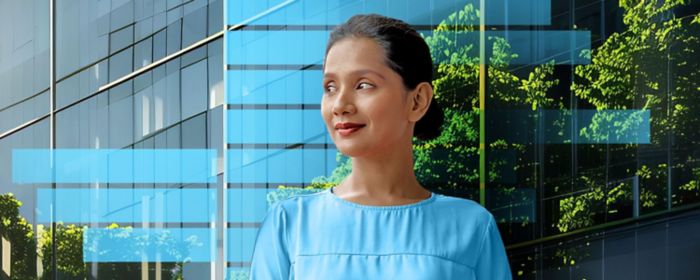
[{"xmin": 326, "ymin": 187, "xmax": 437, "ymax": 210}]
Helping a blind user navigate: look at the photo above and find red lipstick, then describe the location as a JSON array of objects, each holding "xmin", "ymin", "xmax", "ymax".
[{"xmin": 334, "ymin": 122, "xmax": 366, "ymax": 137}]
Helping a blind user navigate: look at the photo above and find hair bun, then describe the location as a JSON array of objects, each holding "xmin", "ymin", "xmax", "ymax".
[{"xmin": 414, "ymin": 100, "xmax": 444, "ymax": 141}]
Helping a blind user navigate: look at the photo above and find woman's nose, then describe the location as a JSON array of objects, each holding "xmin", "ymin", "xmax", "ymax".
[{"xmin": 332, "ymin": 89, "xmax": 356, "ymax": 116}]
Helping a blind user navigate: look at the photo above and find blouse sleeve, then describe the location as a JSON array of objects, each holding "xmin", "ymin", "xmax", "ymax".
[
  {"xmin": 474, "ymin": 214, "xmax": 512, "ymax": 280},
  {"xmin": 249, "ymin": 202, "xmax": 291, "ymax": 280}
]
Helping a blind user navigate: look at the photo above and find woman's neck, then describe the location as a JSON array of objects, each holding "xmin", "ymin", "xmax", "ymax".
[{"xmin": 333, "ymin": 140, "xmax": 431, "ymax": 204}]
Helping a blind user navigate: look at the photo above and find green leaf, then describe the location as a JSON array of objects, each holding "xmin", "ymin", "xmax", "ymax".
[{"xmin": 692, "ymin": 13, "xmax": 700, "ymax": 25}]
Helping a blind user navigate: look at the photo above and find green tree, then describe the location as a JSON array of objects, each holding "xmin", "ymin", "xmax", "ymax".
[
  {"xmin": 416, "ymin": 4, "xmax": 560, "ymax": 196},
  {"xmin": 561, "ymin": 0, "xmax": 700, "ymax": 232},
  {"xmin": 0, "ymin": 193, "xmax": 37, "ymax": 279},
  {"xmin": 38, "ymin": 222, "xmax": 188, "ymax": 280},
  {"xmin": 37, "ymin": 223, "xmax": 86, "ymax": 279}
]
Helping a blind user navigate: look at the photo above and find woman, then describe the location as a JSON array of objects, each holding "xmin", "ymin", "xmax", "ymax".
[{"xmin": 249, "ymin": 14, "xmax": 512, "ymax": 279}]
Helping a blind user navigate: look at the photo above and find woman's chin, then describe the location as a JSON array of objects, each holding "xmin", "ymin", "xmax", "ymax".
[{"xmin": 335, "ymin": 144, "xmax": 370, "ymax": 158}]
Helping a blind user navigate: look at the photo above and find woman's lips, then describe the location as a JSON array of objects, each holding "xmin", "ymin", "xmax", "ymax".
[{"xmin": 336, "ymin": 125, "xmax": 365, "ymax": 136}]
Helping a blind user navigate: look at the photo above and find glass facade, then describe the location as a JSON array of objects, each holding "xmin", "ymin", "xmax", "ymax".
[{"xmin": 1, "ymin": 0, "xmax": 699, "ymax": 279}]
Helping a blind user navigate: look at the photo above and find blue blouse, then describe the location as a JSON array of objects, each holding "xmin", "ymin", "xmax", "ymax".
[{"xmin": 249, "ymin": 187, "xmax": 512, "ymax": 279}]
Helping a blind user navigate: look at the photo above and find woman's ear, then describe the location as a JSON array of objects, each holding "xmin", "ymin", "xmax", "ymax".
[{"xmin": 407, "ymin": 82, "xmax": 434, "ymax": 122}]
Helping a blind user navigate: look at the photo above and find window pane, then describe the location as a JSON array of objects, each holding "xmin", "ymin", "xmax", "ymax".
[
  {"xmin": 166, "ymin": 20, "xmax": 182, "ymax": 55},
  {"xmin": 134, "ymin": 37, "xmax": 153, "ymax": 69},
  {"xmin": 109, "ymin": 95, "xmax": 133, "ymax": 148},
  {"xmin": 182, "ymin": 5, "xmax": 207, "ymax": 46},
  {"xmin": 153, "ymin": 29, "xmax": 167, "ymax": 61},
  {"xmin": 134, "ymin": 85, "xmax": 154, "ymax": 141},
  {"xmin": 110, "ymin": 0, "xmax": 134, "ymax": 32},
  {"xmin": 182, "ymin": 48, "xmax": 206, "ymax": 69},
  {"xmin": 56, "ymin": 0, "xmax": 80, "ymax": 78},
  {"xmin": 208, "ymin": 38, "xmax": 223, "ymax": 108},
  {"xmin": 109, "ymin": 47, "xmax": 133, "ymax": 82},
  {"xmin": 109, "ymin": 25, "xmax": 134, "ymax": 54},
  {"xmin": 182, "ymin": 112, "xmax": 206, "ymax": 148},
  {"xmin": 208, "ymin": 0, "xmax": 222, "ymax": 35},
  {"xmin": 165, "ymin": 59, "xmax": 181, "ymax": 126},
  {"xmin": 181, "ymin": 59, "xmax": 208, "ymax": 120}
]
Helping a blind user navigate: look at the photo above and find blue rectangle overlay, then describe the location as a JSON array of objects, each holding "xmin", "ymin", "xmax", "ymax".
[
  {"xmin": 488, "ymin": 109, "xmax": 651, "ymax": 144},
  {"xmin": 37, "ymin": 188, "xmax": 217, "ymax": 223},
  {"xmin": 226, "ymin": 70, "xmax": 323, "ymax": 105},
  {"xmin": 83, "ymin": 228, "xmax": 215, "ymax": 262},
  {"xmin": 227, "ymin": 148, "xmax": 338, "ymax": 183},
  {"xmin": 227, "ymin": 188, "xmax": 323, "ymax": 223},
  {"xmin": 227, "ymin": 228, "xmax": 259, "ymax": 263},
  {"xmin": 227, "ymin": 30, "xmax": 590, "ymax": 65},
  {"xmin": 576, "ymin": 109, "xmax": 651, "ymax": 144},
  {"xmin": 227, "ymin": 0, "xmax": 551, "ymax": 26},
  {"xmin": 12, "ymin": 149, "xmax": 217, "ymax": 184},
  {"xmin": 228, "ymin": 188, "xmax": 270, "ymax": 223},
  {"xmin": 227, "ymin": 30, "xmax": 328, "ymax": 65},
  {"xmin": 227, "ymin": 109, "xmax": 329, "ymax": 144}
]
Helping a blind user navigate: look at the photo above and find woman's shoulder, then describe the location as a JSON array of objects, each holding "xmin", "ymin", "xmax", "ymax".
[
  {"xmin": 267, "ymin": 188, "xmax": 329, "ymax": 213},
  {"xmin": 432, "ymin": 193, "xmax": 495, "ymax": 224}
]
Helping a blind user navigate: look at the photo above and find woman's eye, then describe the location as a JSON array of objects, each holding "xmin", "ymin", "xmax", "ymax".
[
  {"xmin": 357, "ymin": 82, "xmax": 374, "ymax": 90},
  {"xmin": 324, "ymin": 84, "xmax": 336, "ymax": 93}
]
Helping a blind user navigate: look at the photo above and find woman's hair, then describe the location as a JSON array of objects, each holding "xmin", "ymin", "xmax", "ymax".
[{"xmin": 324, "ymin": 14, "xmax": 444, "ymax": 141}]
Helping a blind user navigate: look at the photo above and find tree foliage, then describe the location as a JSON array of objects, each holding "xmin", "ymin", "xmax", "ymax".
[
  {"xmin": 415, "ymin": 4, "xmax": 560, "ymax": 195},
  {"xmin": 37, "ymin": 223, "xmax": 86, "ymax": 279},
  {"xmin": 37, "ymin": 222, "xmax": 187, "ymax": 280},
  {"xmin": 0, "ymin": 193, "xmax": 36, "ymax": 279},
  {"xmin": 560, "ymin": 0, "xmax": 700, "ymax": 233}
]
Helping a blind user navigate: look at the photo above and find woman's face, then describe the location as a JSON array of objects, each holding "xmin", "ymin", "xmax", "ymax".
[{"xmin": 321, "ymin": 37, "xmax": 413, "ymax": 158}]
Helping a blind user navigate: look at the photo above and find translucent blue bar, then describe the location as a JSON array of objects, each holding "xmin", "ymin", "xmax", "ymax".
[
  {"xmin": 227, "ymin": 228, "xmax": 258, "ymax": 263},
  {"xmin": 488, "ymin": 109, "xmax": 650, "ymax": 144},
  {"xmin": 227, "ymin": 30, "xmax": 590, "ymax": 65},
  {"xmin": 227, "ymin": 30, "xmax": 329, "ymax": 65},
  {"xmin": 12, "ymin": 149, "xmax": 217, "ymax": 184},
  {"xmin": 228, "ymin": 268, "xmax": 250, "ymax": 280},
  {"xmin": 227, "ymin": 148, "xmax": 338, "ymax": 183},
  {"xmin": 36, "ymin": 188, "xmax": 217, "ymax": 223},
  {"xmin": 227, "ymin": 0, "xmax": 551, "ymax": 26},
  {"xmin": 483, "ymin": 31, "xmax": 590, "ymax": 65},
  {"xmin": 266, "ymin": 187, "xmax": 323, "ymax": 205},
  {"xmin": 576, "ymin": 110, "xmax": 651, "ymax": 144},
  {"xmin": 486, "ymin": 0, "xmax": 551, "ymax": 26},
  {"xmin": 83, "ymin": 228, "xmax": 215, "ymax": 262},
  {"xmin": 227, "ymin": 188, "xmax": 323, "ymax": 223},
  {"xmin": 228, "ymin": 188, "xmax": 270, "ymax": 223},
  {"xmin": 227, "ymin": 109, "xmax": 329, "ymax": 144},
  {"xmin": 226, "ymin": 70, "xmax": 323, "ymax": 104}
]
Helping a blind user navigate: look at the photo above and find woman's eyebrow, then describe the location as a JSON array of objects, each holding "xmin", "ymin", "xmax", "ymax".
[{"xmin": 323, "ymin": 69, "xmax": 386, "ymax": 81}]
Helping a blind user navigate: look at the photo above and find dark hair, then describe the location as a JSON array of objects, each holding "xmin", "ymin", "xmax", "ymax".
[{"xmin": 324, "ymin": 14, "xmax": 444, "ymax": 141}]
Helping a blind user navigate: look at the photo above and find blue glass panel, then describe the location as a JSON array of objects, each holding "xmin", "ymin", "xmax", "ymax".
[
  {"xmin": 227, "ymin": 228, "xmax": 258, "ymax": 263},
  {"xmin": 83, "ymin": 228, "xmax": 214, "ymax": 262},
  {"xmin": 226, "ymin": 70, "xmax": 322, "ymax": 104},
  {"xmin": 227, "ymin": 109, "xmax": 325, "ymax": 144},
  {"xmin": 488, "ymin": 109, "xmax": 651, "ymax": 144},
  {"xmin": 227, "ymin": 148, "xmax": 338, "ymax": 183},
  {"xmin": 227, "ymin": 30, "xmax": 590, "ymax": 66},
  {"xmin": 37, "ymin": 188, "xmax": 217, "ymax": 223},
  {"xmin": 12, "ymin": 149, "xmax": 217, "ymax": 183},
  {"xmin": 226, "ymin": 30, "xmax": 329, "ymax": 65},
  {"xmin": 227, "ymin": 188, "xmax": 268, "ymax": 223},
  {"xmin": 226, "ymin": 0, "xmax": 551, "ymax": 26},
  {"xmin": 575, "ymin": 109, "xmax": 651, "ymax": 144},
  {"xmin": 181, "ymin": 59, "xmax": 209, "ymax": 120}
]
